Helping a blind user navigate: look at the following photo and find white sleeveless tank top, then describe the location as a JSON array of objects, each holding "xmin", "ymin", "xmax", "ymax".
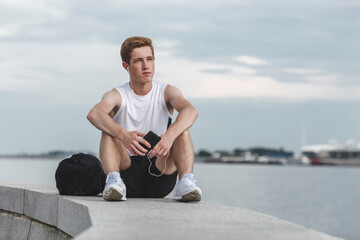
[{"xmin": 113, "ymin": 81, "xmax": 172, "ymax": 137}]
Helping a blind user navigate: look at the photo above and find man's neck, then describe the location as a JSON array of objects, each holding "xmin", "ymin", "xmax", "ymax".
[{"xmin": 129, "ymin": 80, "xmax": 152, "ymax": 96}]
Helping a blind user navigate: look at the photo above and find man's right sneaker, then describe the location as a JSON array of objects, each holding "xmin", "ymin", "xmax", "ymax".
[
  {"xmin": 173, "ymin": 173, "xmax": 202, "ymax": 202},
  {"xmin": 103, "ymin": 172, "xmax": 127, "ymax": 201}
]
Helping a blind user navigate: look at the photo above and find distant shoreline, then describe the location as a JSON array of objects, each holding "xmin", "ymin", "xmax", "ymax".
[
  {"xmin": 0, "ymin": 155, "xmax": 65, "ymax": 159},
  {"xmin": 0, "ymin": 150, "xmax": 96, "ymax": 159}
]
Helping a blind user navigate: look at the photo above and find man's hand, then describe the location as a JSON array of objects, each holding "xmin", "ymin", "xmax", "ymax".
[
  {"xmin": 119, "ymin": 131, "xmax": 151, "ymax": 156},
  {"xmin": 148, "ymin": 134, "xmax": 173, "ymax": 159}
]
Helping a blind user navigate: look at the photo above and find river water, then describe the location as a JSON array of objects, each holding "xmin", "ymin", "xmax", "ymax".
[{"xmin": 0, "ymin": 158, "xmax": 359, "ymax": 240}]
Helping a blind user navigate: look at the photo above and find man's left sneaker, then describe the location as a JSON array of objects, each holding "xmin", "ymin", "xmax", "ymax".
[
  {"xmin": 173, "ymin": 173, "xmax": 202, "ymax": 202},
  {"xmin": 103, "ymin": 172, "xmax": 127, "ymax": 201}
]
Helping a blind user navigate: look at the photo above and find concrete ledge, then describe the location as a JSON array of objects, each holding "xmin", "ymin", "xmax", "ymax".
[
  {"xmin": 73, "ymin": 198, "xmax": 344, "ymax": 240},
  {"xmin": 0, "ymin": 211, "xmax": 71, "ymax": 240},
  {"xmin": 24, "ymin": 189, "xmax": 58, "ymax": 226},
  {"xmin": 10, "ymin": 215, "xmax": 31, "ymax": 240},
  {"xmin": 0, "ymin": 183, "xmax": 344, "ymax": 240},
  {"xmin": 0, "ymin": 185, "xmax": 91, "ymax": 239},
  {"xmin": 28, "ymin": 221, "xmax": 69, "ymax": 240},
  {"xmin": 0, "ymin": 185, "xmax": 24, "ymax": 214},
  {"xmin": 0, "ymin": 211, "xmax": 13, "ymax": 240},
  {"xmin": 58, "ymin": 197, "xmax": 92, "ymax": 237}
]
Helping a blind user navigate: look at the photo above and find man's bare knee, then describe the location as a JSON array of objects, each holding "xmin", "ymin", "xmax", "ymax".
[
  {"xmin": 101, "ymin": 132, "xmax": 123, "ymax": 149},
  {"xmin": 100, "ymin": 132, "xmax": 131, "ymax": 173},
  {"xmin": 170, "ymin": 129, "xmax": 194, "ymax": 179},
  {"xmin": 173, "ymin": 129, "xmax": 192, "ymax": 145},
  {"xmin": 180, "ymin": 129, "xmax": 190, "ymax": 138},
  {"xmin": 101, "ymin": 131, "xmax": 115, "ymax": 141}
]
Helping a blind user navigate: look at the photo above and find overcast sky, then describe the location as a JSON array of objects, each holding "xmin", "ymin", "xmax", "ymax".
[{"xmin": 1, "ymin": 0, "xmax": 359, "ymax": 154}]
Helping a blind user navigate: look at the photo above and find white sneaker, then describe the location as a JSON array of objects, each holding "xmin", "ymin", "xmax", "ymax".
[
  {"xmin": 103, "ymin": 172, "xmax": 127, "ymax": 201},
  {"xmin": 173, "ymin": 173, "xmax": 202, "ymax": 202}
]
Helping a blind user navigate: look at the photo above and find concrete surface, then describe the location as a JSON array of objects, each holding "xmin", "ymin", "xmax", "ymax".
[
  {"xmin": 0, "ymin": 186, "xmax": 24, "ymax": 214},
  {"xmin": 0, "ymin": 183, "xmax": 85, "ymax": 239},
  {"xmin": 57, "ymin": 197, "xmax": 92, "ymax": 237},
  {"xmin": 0, "ymin": 182, "xmax": 344, "ymax": 240},
  {"xmin": 24, "ymin": 190, "xmax": 58, "ymax": 226},
  {"xmin": 0, "ymin": 211, "xmax": 13, "ymax": 240},
  {"xmin": 9, "ymin": 215, "xmax": 31, "ymax": 240},
  {"xmin": 27, "ymin": 221, "xmax": 69, "ymax": 240}
]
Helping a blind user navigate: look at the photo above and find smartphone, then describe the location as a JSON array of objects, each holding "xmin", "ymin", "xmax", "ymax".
[{"xmin": 140, "ymin": 131, "xmax": 161, "ymax": 153}]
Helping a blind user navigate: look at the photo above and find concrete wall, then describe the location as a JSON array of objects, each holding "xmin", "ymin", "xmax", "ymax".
[
  {"xmin": 0, "ymin": 185, "xmax": 92, "ymax": 239},
  {"xmin": 1, "ymin": 184, "xmax": 344, "ymax": 240}
]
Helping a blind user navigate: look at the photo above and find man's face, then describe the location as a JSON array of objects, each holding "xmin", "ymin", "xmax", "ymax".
[{"xmin": 128, "ymin": 46, "xmax": 154, "ymax": 83}]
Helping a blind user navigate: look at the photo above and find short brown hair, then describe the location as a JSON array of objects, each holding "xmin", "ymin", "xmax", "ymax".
[{"xmin": 120, "ymin": 36, "xmax": 154, "ymax": 64}]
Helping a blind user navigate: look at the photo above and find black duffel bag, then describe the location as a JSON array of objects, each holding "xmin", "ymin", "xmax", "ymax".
[{"xmin": 55, "ymin": 153, "xmax": 106, "ymax": 196}]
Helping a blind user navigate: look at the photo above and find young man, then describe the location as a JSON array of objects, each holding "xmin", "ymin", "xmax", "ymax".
[{"xmin": 87, "ymin": 36, "xmax": 202, "ymax": 202}]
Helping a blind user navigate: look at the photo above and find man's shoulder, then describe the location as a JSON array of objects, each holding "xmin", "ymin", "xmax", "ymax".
[
  {"xmin": 164, "ymin": 83, "xmax": 179, "ymax": 93},
  {"xmin": 102, "ymin": 87, "xmax": 123, "ymax": 104},
  {"xmin": 164, "ymin": 84, "xmax": 184, "ymax": 103},
  {"xmin": 111, "ymin": 83, "xmax": 130, "ymax": 98}
]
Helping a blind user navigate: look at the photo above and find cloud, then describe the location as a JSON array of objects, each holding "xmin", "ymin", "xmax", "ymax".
[
  {"xmin": 156, "ymin": 51, "xmax": 360, "ymax": 100},
  {"xmin": 1, "ymin": 41, "xmax": 359, "ymax": 104},
  {"xmin": 235, "ymin": 55, "xmax": 269, "ymax": 66},
  {"xmin": 0, "ymin": 0, "xmax": 69, "ymax": 42},
  {"xmin": 197, "ymin": 63, "xmax": 256, "ymax": 75},
  {"xmin": 1, "ymin": 0, "xmax": 360, "ymax": 103},
  {"xmin": 1, "ymin": 0, "xmax": 360, "ymax": 155},
  {"xmin": 0, "ymin": 0, "xmax": 67, "ymax": 17},
  {"xmin": 0, "ymin": 42, "xmax": 125, "ymax": 105},
  {"xmin": 160, "ymin": 22, "xmax": 193, "ymax": 31},
  {"xmin": 306, "ymin": 74, "xmax": 342, "ymax": 84},
  {"xmin": 284, "ymin": 68, "xmax": 323, "ymax": 75},
  {"xmin": 154, "ymin": 39, "xmax": 180, "ymax": 49},
  {"xmin": 0, "ymin": 25, "xmax": 19, "ymax": 37}
]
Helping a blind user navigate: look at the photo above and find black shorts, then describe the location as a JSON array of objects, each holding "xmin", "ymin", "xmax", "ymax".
[{"xmin": 120, "ymin": 155, "xmax": 178, "ymax": 198}]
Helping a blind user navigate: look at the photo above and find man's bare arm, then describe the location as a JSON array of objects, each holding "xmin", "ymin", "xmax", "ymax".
[
  {"xmin": 87, "ymin": 89, "xmax": 150, "ymax": 156},
  {"xmin": 149, "ymin": 85, "xmax": 198, "ymax": 158},
  {"xmin": 87, "ymin": 89, "xmax": 122, "ymax": 136}
]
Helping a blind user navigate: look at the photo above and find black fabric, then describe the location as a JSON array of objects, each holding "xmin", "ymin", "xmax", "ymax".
[
  {"xmin": 120, "ymin": 156, "xmax": 178, "ymax": 198},
  {"xmin": 55, "ymin": 153, "xmax": 106, "ymax": 196},
  {"xmin": 167, "ymin": 117, "xmax": 172, "ymax": 129}
]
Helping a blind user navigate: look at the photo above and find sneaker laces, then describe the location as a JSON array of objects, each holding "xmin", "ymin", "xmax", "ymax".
[
  {"xmin": 183, "ymin": 173, "xmax": 197, "ymax": 184},
  {"xmin": 106, "ymin": 172, "xmax": 120, "ymax": 185}
]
